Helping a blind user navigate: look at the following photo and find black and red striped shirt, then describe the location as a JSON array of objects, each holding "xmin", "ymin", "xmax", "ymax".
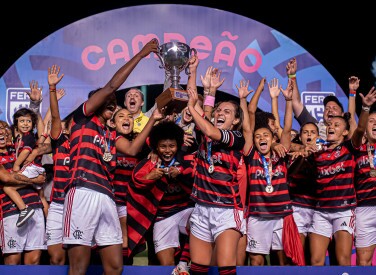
[
  {"xmin": 190, "ymin": 129, "xmax": 244, "ymax": 209},
  {"xmin": 50, "ymin": 132, "xmax": 70, "ymax": 204},
  {"xmin": 354, "ymin": 143, "xmax": 376, "ymax": 206},
  {"xmin": 288, "ymin": 156, "xmax": 317, "ymax": 209},
  {"xmin": 244, "ymin": 147, "xmax": 292, "ymax": 218},
  {"xmin": 313, "ymin": 139, "xmax": 357, "ymax": 210},
  {"xmin": 113, "ymin": 152, "xmax": 138, "ymax": 206},
  {"xmin": 0, "ymin": 146, "xmax": 42, "ymax": 218},
  {"xmin": 67, "ymin": 103, "xmax": 122, "ymax": 198},
  {"xmin": 127, "ymin": 152, "xmax": 194, "ymax": 257}
]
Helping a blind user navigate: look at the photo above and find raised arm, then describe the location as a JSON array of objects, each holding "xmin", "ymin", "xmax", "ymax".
[
  {"xmin": 116, "ymin": 108, "xmax": 163, "ymax": 156},
  {"xmin": 248, "ymin": 77, "xmax": 266, "ymax": 116},
  {"xmin": 85, "ymin": 38, "xmax": 159, "ymax": 115},
  {"xmin": 48, "ymin": 65, "xmax": 65, "ymax": 139},
  {"xmin": 27, "ymin": 80, "xmax": 45, "ymax": 143},
  {"xmin": 236, "ymin": 79, "xmax": 254, "ymax": 153},
  {"xmin": 187, "ymin": 86, "xmax": 221, "ymax": 141},
  {"xmin": 347, "ymin": 76, "xmax": 360, "ymax": 139},
  {"xmin": 187, "ymin": 54, "xmax": 204, "ymax": 116},
  {"xmin": 201, "ymin": 66, "xmax": 225, "ymax": 119},
  {"xmin": 268, "ymin": 78, "xmax": 283, "ymax": 139},
  {"xmin": 279, "ymin": 79, "xmax": 294, "ymax": 151},
  {"xmin": 352, "ymin": 86, "xmax": 376, "ymax": 147}
]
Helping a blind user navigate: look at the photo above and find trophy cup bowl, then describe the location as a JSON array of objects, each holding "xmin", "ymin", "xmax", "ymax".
[{"xmin": 156, "ymin": 42, "xmax": 197, "ymax": 114}]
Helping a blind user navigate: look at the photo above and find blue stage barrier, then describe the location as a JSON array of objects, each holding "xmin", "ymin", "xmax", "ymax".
[{"xmin": 0, "ymin": 265, "xmax": 375, "ymax": 275}]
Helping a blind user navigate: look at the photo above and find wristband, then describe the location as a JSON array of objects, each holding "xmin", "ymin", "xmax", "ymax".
[
  {"xmin": 349, "ymin": 90, "xmax": 356, "ymax": 95},
  {"xmin": 362, "ymin": 105, "xmax": 370, "ymax": 112},
  {"xmin": 349, "ymin": 93, "xmax": 356, "ymax": 97},
  {"xmin": 49, "ymin": 89, "xmax": 56, "ymax": 92},
  {"xmin": 204, "ymin": 95, "xmax": 215, "ymax": 107},
  {"xmin": 288, "ymin": 74, "xmax": 296, "ymax": 79},
  {"xmin": 41, "ymin": 133, "xmax": 49, "ymax": 139},
  {"xmin": 284, "ymin": 96, "xmax": 293, "ymax": 101},
  {"xmin": 29, "ymin": 99, "xmax": 42, "ymax": 114}
]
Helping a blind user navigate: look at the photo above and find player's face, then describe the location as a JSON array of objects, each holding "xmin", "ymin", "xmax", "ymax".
[
  {"xmin": 366, "ymin": 113, "xmax": 376, "ymax": 143},
  {"xmin": 99, "ymin": 94, "xmax": 117, "ymax": 123},
  {"xmin": 254, "ymin": 127, "xmax": 273, "ymax": 156},
  {"xmin": 156, "ymin": 139, "xmax": 178, "ymax": 163},
  {"xmin": 114, "ymin": 109, "xmax": 134, "ymax": 135},
  {"xmin": 17, "ymin": 114, "xmax": 33, "ymax": 134},
  {"xmin": 0, "ymin": 123, "xmax": 9, "ymax": 149},
  {"xmin": 213, "ymin": 102, "xmax": 239, "ymax": 130},
  {"xmin": 300, "ymin": 124, "xmax": 318, "ymax": 146},
  {"xmin": 326, "ymin": 117, "xmax": 348, "ymax": 142},
  {"xmin": 182, "ymin": 107, "xmax": 193, "ymax": 124}
]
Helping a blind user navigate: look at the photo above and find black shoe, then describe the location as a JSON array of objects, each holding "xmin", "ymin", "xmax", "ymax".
[{"xmin": 16, "ymin": 206, "xmax": 35, "ymax": 227}]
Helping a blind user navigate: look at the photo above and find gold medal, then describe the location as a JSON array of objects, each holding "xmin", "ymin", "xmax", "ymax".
[{"xmin": 265, "ymin": 185, "xmax": 274, "ymax": 194}]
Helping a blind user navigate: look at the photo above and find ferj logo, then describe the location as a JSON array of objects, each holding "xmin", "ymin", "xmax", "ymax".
[
  {"xmin": 301, "ymin": 91, "xmax": 335, "ymax": 122},
  {"xmin": 5, "ymin": 88, "xmax": 42, "ymax": 125}
]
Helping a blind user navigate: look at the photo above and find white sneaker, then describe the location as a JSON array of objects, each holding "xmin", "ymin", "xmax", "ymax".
[{"xmin": 171, "ymin": 262, "xmax": 190, "ymax": 275}]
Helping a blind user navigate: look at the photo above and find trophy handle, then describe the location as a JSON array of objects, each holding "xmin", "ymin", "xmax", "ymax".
[
  {"xmin": 156, "ymin": 46, "xmax": 166, "ymax": 70},
  {"xmin": 185, "ymin": 48, "xmax": 197, "ymax": 76}
]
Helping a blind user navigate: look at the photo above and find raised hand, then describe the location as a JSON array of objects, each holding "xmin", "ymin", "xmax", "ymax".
[
  {"xmin": 286, "ymin": 58, "xmax": 297, "ymax": 76},
  {"xmin": 188, "ymin": 53, "xmax": 199, "ymax": 74},
  {"xmin": 48, "ymin": 65, "xmax": 64, "ymax": 87},
  {"xmin": 200, "ymin": 66, "xmax": 213, "ymax": 91},
  {"xmin": 359, "ymin": 86, "xmax": 376, "ymax": 107},
  {"xmin": 56, "ymin": 88, "xmax": 66, "ymax": 101},
  {"xmin": 151, "ymin": 107, "xmax": 164, "ymax": 121},
  {"xmin": 236, "ymin": 79, "xmax": 253, "ymax": 99},
  {"xmin": 187, "ymin": 86, "xmax": 198, "ymax": 108},
  {"xmin": 27, "ymin": 80, "xmax": 43, "ymax": 102},
  {"xmin": 280, "ymin": 78, "xmax": 293, "ymax": 100},
  {"xmin": 268, "ymin": 78, "xmax": 281, "ymax": 99},
  {"xmin": 139, "ymin": 38, "xmax": 159, "ymax": 58},
  {"xmin": 210, "ymin": 67, "xmax": 225, "ymax": 90},
  {"xmin": 349, "ymin": 76, "xmax": 360, "ymax": 92}
]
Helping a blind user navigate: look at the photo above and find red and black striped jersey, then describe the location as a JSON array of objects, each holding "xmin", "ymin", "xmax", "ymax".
[
  {"xmin": 50, "ymin": 132, "xmax": 70, "ymax": 204},
  {"xmin": 244, "ymin": 147, "xmax": 292, "ymax": 218},
  {"xmin": 67, "ymin": 103, "xmax": 120, "ymax": 199},
  {"xmin": 354, "ymin": 143, "xmax": 376, "ymax": 206},
  {"xmin": 113, "ymin": 151, "xmax": 138, "ymax": 206},
  {"xmin": 313, "ymin": 139, "xmax": 357, "ymax": 210},
  {"xmin": 190, "ymin": 129, "xmax": 244, "ymax": 209},
  {"xmin": 127, "ymin": 152, "xmax": 194, "ymax": 257},
  {"xmin": 0, "ymin": 147, "xmax": 42, "ymax": 218},
  {"xmin": 288, "ymin": 156, "xmax": 317, "ymax": 209}
]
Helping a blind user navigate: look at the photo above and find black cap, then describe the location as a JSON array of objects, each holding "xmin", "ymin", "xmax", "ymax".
[{"xmin": 323, "ymin": 95, "xmax": 344, "ymax": 112}]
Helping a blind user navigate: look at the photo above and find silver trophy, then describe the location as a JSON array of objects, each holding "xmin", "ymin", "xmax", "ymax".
[{"xmin": 155, "ymin": 41, "xmax": 197, "ymax": 114}]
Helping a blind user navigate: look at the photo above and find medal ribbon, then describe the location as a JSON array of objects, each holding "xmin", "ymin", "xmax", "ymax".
[
  {"xmin": 367, "ymin": 143, "xmax": 376, "ymax": 169},
  {"xmin": 206, "ymin": 137, "xmax": 213, "ymax": 167},
  {"xmin": 103, "ymin": 128, "xmax": 111, "ymax": 154},
  {"xmin": 261, "ymin": 155, "xmax": 272, "ymax": 187},
  {"xmin": 158, "ymin": 157, "xmax": 176, "ymax": 169}
]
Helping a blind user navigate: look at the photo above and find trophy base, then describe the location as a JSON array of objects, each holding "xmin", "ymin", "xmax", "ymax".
[{"xmin": 156, "ymin": 87, "xmax": 189, "ymax": 115}]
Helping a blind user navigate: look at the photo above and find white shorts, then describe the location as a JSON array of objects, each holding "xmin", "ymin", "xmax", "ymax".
[
  {"xmin": 0, "ymin": 208, "xmax": 46, "ymax": 254},
  {"xmin": 63, "ymin": 187, "xmax": 122, "ymax": 247},
  {"xmin": 117, "ymin": 205, "xmax": 127, "ymax": 218},
  {"xmin": 245, "ymin": 216, "xmax": 284, "ymax": 254},
  {"xmin": 355, "ymin": 206, "xmax": 376, "ymax": 248},
  {"xmin": 308, "ymin": 208, "xmax": 355, "ymax": 238},
  {"xmin": 46, "ymin": 202, "xmax": 64, "ymax": 246},
  {"xmin": 292, "ymin": 206, "xmax": 314, "ymax": 236},
  {"xmin": 153, "ymin": 207, "xmax": 194, "ymax": 253},
  {"xmin": 189, "ymin": 204, "xmax": 244, "ymax": 243},
  {"xmin": 21, "ymin": 163, "xmax": 45, "ymax": 190}
]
